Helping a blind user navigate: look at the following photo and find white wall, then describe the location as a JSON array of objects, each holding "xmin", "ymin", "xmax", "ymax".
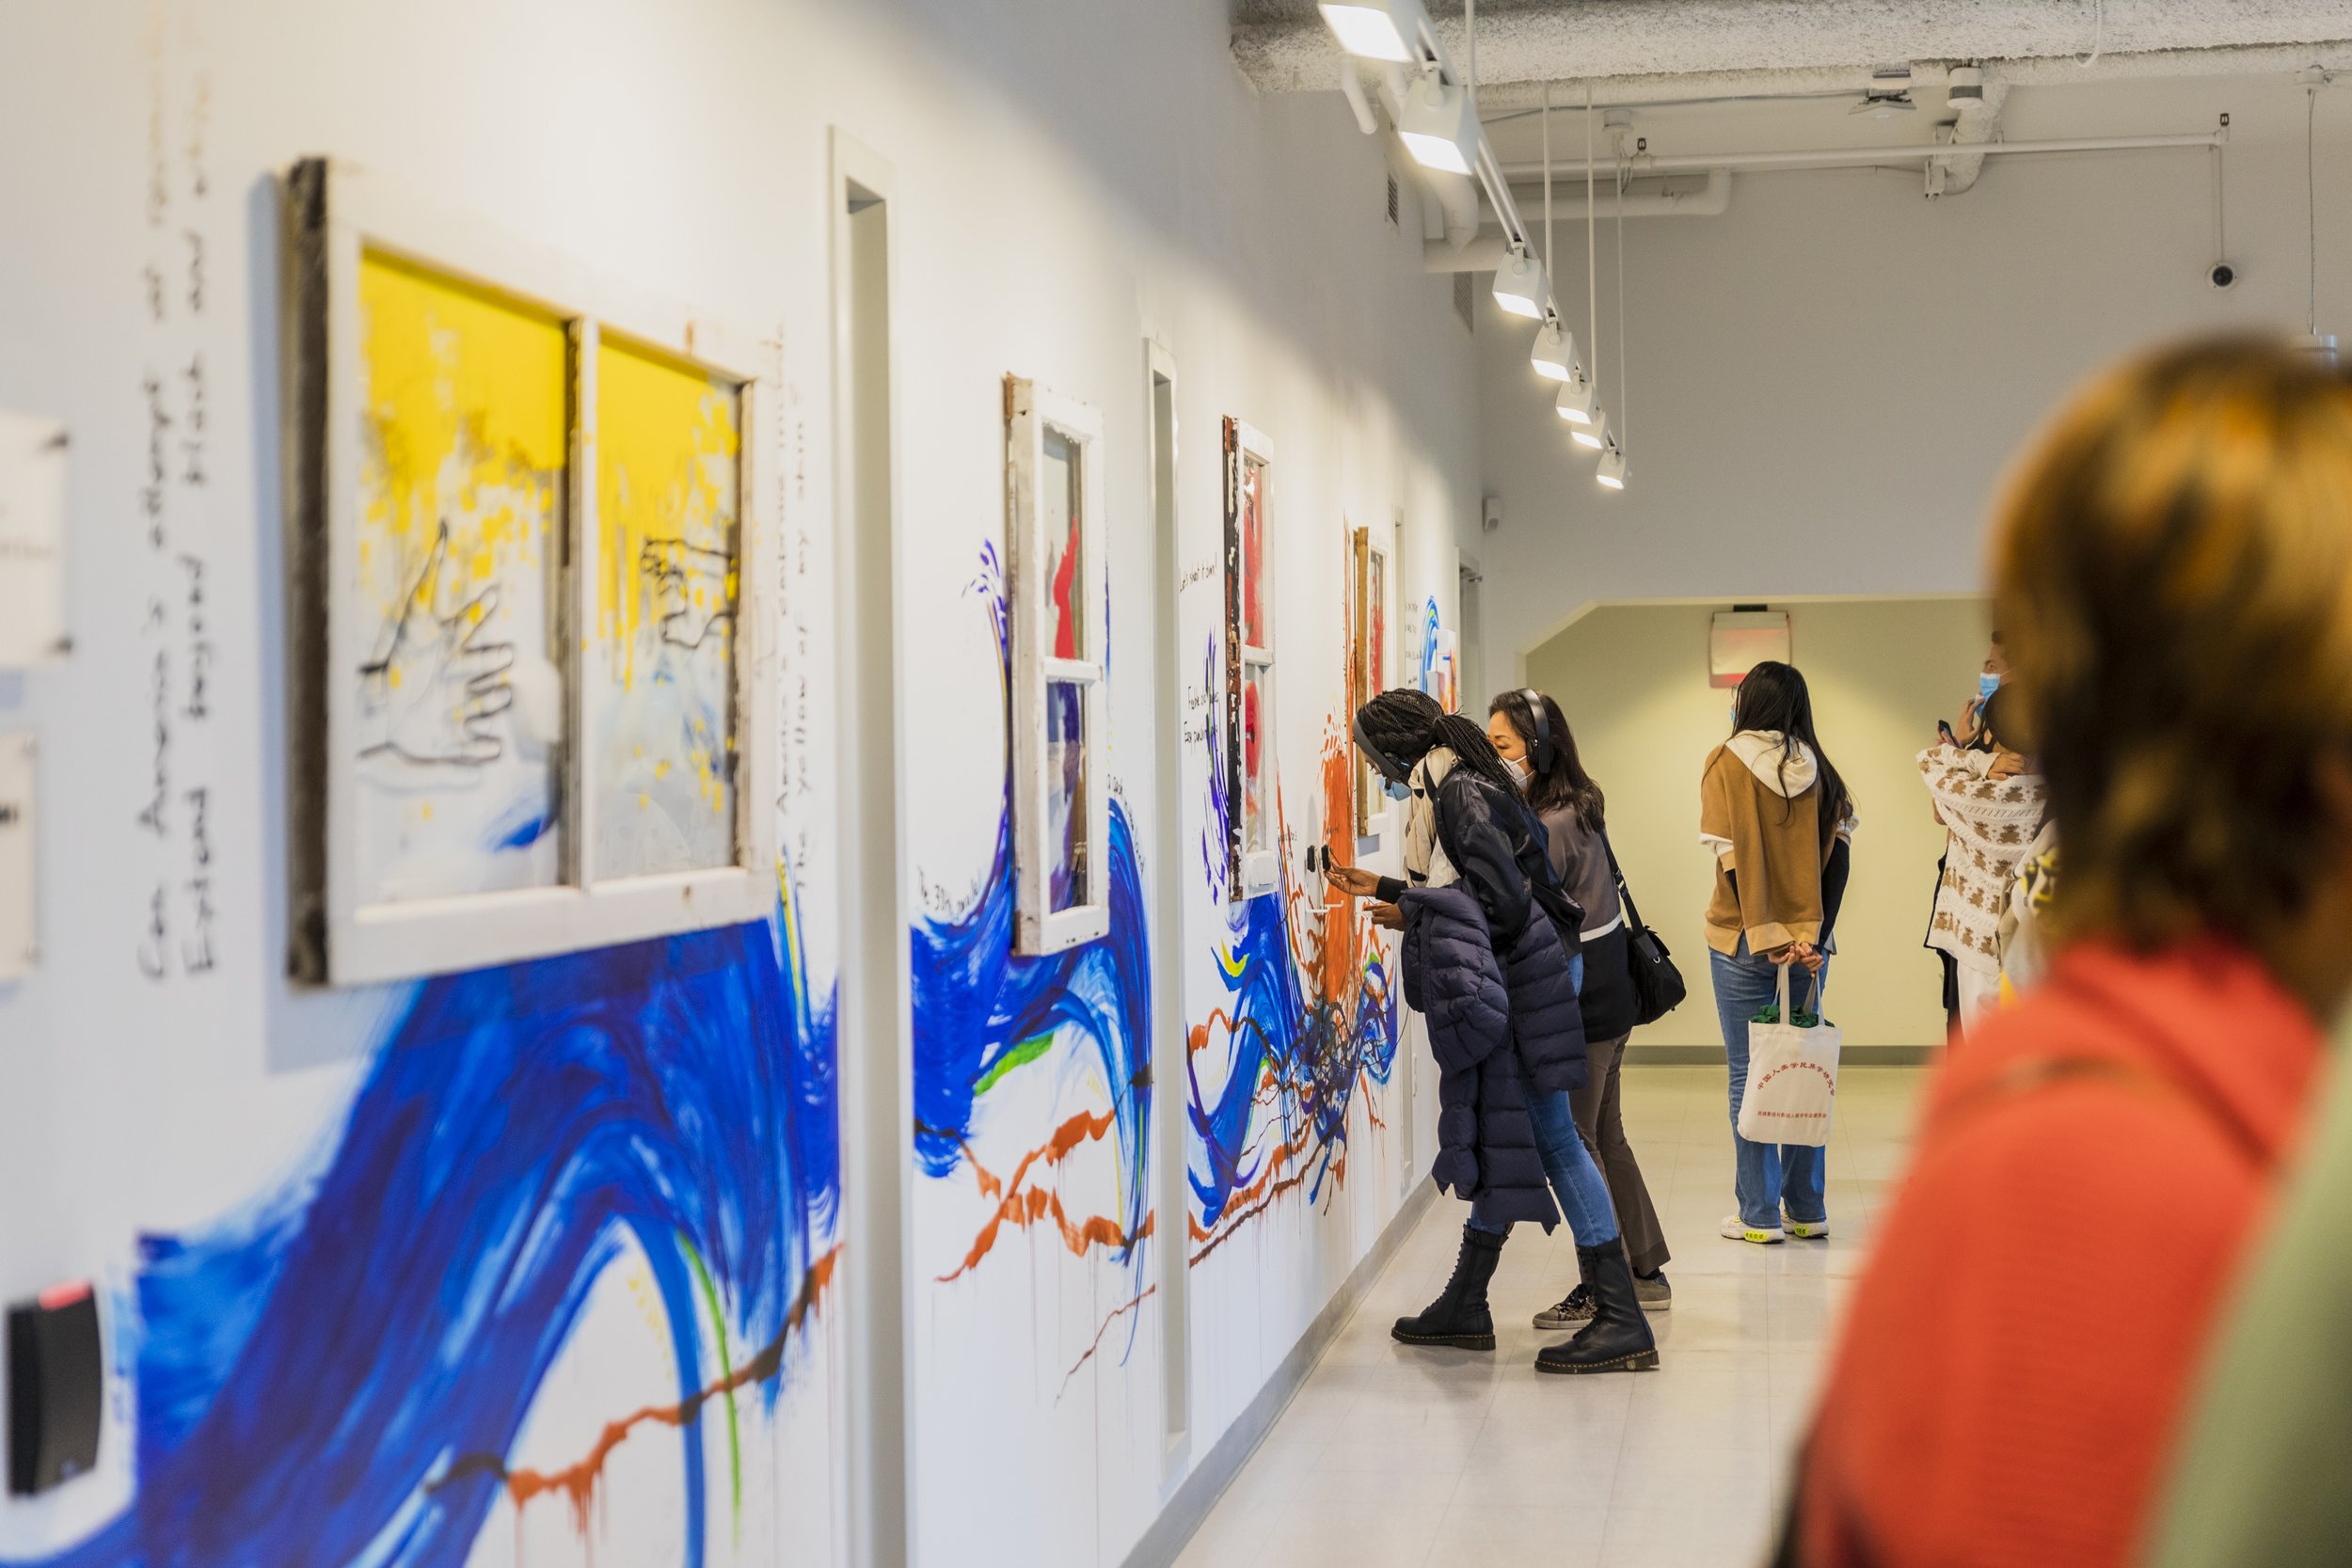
[
  {"xmin": 0, "ymin": 5, "xmax": 1481, "ymax": 1568},
  {"xmin": 1474, "ymin": 76, "xmax": 2352, "ymax": 675},
  {"xmin": 1527, "ymin": 597, "xmax": 1993, "ymax": 1053}
]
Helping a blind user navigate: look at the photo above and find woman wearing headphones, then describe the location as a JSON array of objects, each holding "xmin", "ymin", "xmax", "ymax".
[
  {"xmin": 1487, "ymin": 689, "xmax": 1672, "ymax": 1320},
  {"xmin": 1327, "ymin": 688, "xmax": 1659, "ymax": 1374}
]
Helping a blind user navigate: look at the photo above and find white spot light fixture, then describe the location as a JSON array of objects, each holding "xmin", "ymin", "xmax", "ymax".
[
  {"xmin": 1596, "ymin": 433, "xmax": 1629, "ymax": 490},
  {"xmin": 1398, "ymin": 71, "xmax": 1477, "ymax": 176},
  {"xmin": 1491, "ymin": 245, "xmax": 1548, "ymax": 320},
  {"xmin": 1317, "ymin": 0, "xmax": 1422, "ymax": 63},
  {"xmin": 1530, "ymin": 320, "xmax": 1576, "ymax": 382},
  {"xmin": 1569, "ymin": 412, "xmax": 1608, "ymax": 451}
]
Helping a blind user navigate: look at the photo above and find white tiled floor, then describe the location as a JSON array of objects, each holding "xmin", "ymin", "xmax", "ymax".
[{"xmin": 1171, "ymin": 1066, "xmax": 1929, "ymax": 1568}]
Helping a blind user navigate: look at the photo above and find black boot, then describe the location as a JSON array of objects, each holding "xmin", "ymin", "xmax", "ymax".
[
  {"xmin": 1392, "ymin": 1224, "xmax": 1505, "ymax": 1350},
  {"xmin": 1535, "ymin": 1243, "xmax": 1660, "ymax": 1373}
]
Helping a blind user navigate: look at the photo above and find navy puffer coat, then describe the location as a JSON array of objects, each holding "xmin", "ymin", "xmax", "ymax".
[
  {"xmin": 1395, "ymin": 768, "xmax": 1593, "ymax": 1227},
  {"xmin": 1402, "ymin": 883, "xmax": 1559, "ymax": 1228}
]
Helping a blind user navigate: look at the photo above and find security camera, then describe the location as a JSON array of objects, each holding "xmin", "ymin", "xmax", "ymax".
[{"xmin": 2208, "ymin": 261, "xmax": 2238, "ymax": 290}]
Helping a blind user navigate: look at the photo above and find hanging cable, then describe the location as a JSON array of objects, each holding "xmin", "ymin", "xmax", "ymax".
[
  {"xmin": 2211, "ymin": 139, "xmax": 2226, "ymax": 266},
  {"xmin": 2309, "ymin": 79, "xmax": 2321, "ymax": 338},
  {"xmin": 1586, "ymin": 87, "xmax": 1599, "ymax": 398},
  {"xmin": 1542, "ymin": 83, "xmax": 1552, "ymax": 285},
  {"xmin": 1615, "ymin": 150, "xmax": 1629, "ymax": 449},
  {"xmin": 2075, "ymin": 0, "xmax": 2104, "ymax": 69}
]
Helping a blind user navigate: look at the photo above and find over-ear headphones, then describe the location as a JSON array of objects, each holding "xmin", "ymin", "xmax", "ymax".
[{"xmin": 1518, "ymin": 689, "xmax": 1555, "ymax": 773}]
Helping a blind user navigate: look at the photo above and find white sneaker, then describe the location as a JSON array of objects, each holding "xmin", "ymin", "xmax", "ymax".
[
  {"xmin": 1721, "ymin": 1214, "xmax": 1785, "ymax": 1244},
  {"xmin": 1783, "ymin": 1214, "xmax": 1830, "ymax": 1240}
]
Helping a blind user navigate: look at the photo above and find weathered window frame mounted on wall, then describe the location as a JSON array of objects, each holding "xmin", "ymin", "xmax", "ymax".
[
  {"xmin": 1006, "ymin": 376, "xmax": 1110, "ymax": 956},
  {"xmin": 285, "ymin": 157, "xmax": 777, "ymax": 986},
  {"xmin": 1351, "ymin": 525, "xmax": 1391, "ymax": 840},
  {"xmin": 1224, "ymin": 418, "xmax": 1278, "ymax": 897}
]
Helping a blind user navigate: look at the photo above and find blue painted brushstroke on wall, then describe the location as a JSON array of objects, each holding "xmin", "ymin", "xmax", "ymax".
[
  {"xmin": 908, "ymin": 546, "xmax": 1152, "ymax": 1271},
  {"xmin": 1184, "ymin": 635, "xmax": 1399, "ymax": 1234},
  {"xmin": 6, "ymin": 911, "xmax": 837, "ymax": 1568}
]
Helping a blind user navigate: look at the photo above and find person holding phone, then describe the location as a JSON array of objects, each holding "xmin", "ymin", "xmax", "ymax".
[
  {"xmin": 1919, "ymin": 687, "xmax": 2046, "ymax": 1030},
  {"xmin": 1327, "ymin": 689, "xmax": 1659, "ymax": 1374}
]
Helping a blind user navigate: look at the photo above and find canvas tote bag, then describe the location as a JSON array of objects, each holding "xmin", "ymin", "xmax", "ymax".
[{"xmin": 1736, "ymin": 965, "xmax": 1842, "ymax": 1148}]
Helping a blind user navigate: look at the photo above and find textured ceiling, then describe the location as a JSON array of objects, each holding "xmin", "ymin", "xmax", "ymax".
[{"xmin": 1232, "ymin": 0, "xmax": 2352, "ymax": 102}]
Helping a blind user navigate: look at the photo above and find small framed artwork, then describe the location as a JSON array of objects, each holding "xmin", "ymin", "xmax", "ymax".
[
  {"xmin": 1350, "ymin": 526, "xmax": 1391, "ymax": 838},
  {"xmin": 1223, "ymin": 418, "xmax": 1278, "ymax": 897},
  {"xmin": 285, "ymin": 158, "xmax": 776, "ymax": 985},
  {"xmin": 1005, "ymin": 376, "xmax": 1109, "ymax": 956}
]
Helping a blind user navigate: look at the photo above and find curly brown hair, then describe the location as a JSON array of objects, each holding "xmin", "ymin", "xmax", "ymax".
[{"xmin": 1992, "ymin": 337, "xmax": 2352, "ymax": 947}]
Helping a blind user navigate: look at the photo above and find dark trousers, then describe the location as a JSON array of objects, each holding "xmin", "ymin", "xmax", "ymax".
[{"xmin": 1568, "ymin": 1030, "xmax": 1671, "ymax": 1275}]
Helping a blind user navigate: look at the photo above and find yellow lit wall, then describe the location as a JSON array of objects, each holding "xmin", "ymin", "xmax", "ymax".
[{"xmin": 1524, "ymin": 595, "xmax": 1993, "ymax": 1051}]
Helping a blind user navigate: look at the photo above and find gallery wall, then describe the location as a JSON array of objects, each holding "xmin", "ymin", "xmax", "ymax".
[
  {"xmin": 0, "ymin": 4, "xmax": 1483, "ymax": 1568},
  {"xmin": 1474, "ymin": 75, "xmax": 2352, "ymax": 677},
  {"xmin": 1526, "ymin": 597, "xmax": 1994, "ymax": 1053}
]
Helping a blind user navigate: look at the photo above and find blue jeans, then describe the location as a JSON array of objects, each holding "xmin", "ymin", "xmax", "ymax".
[
  {"xmin": 1713, "ymin": 940, "xmax": 1828, "ymax": 1229},
  {"xmin": 1468, "ymin": 1086, "xmax": 1622, "ymax": 1244}
]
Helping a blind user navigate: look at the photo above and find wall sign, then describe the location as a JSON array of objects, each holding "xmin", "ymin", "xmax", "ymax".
[
  {"xmin": 0, "ymin": 733, "xmax": 34, "ymax": 980},
  {"xmin": 0, "ymin": 410, "xmax": 68, "ymax": 668}
]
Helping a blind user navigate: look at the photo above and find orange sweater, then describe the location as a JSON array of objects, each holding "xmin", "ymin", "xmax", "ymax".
[{"xmin": 1797, "ymin": 939, "xmax": 2321, "ymax": 1568}]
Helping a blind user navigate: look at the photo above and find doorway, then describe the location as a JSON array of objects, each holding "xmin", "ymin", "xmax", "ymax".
[{"xmin": 832, "ymin": 128, "xmax": 910, "ymax": 1568}]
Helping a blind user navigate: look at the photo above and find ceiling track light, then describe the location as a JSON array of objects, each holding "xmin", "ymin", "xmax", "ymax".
[
  {"xmin": 1597, "ymin": 436, "xmax": 1629, "ymax": 489},
  {"xmin": 1531, "ymin": 321, "xmax": 1577, "ymax": 382},
  {"xmin": 1554, "ymin": 364, "xmax": 1597, "ymax": 423},
  {"xmin": 1398, "ymin": 71, "xmax": 1477, "ymax": 176},
  {"xmin": 1492, "ymin": 245, "xmax": 1547, "ymax": 319},
  {"xmin": 1570, "ymin": 411, "xmax": 1608, "ymax": 451},
  {"xmin": 1317, "ymin": 0, "xmax": 1422, "ymax": 64}
]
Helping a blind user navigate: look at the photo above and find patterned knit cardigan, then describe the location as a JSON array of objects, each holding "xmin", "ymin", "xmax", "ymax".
[{"xmin": 1919, "ymin": 744, "xmax": 2049, "ymax": 975}]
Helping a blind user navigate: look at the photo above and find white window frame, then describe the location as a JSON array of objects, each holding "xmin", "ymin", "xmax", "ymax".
[
  {"xmin": 289, "ymin": 157, "xmax": 777, "ymax": 986},
  {"xmin": 1006, "ymin": 376, "xmax": 1110, "ymax": 955},
  {"xmin": 1352, "ymin": 524, "xmax": 1394, "ymax": 843},
  {"xmin": 1225, "ymin": 419, "xmax": 1278, "ymax": 896}
]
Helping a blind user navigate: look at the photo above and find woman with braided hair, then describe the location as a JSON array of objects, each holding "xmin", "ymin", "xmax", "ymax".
[{"xmin": 1327, "ymin": 688, "xmax": 1659, "ymax": 1375}]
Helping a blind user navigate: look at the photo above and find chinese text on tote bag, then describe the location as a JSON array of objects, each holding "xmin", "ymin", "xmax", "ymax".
[{"xmin": 1736, "ymin": 965, "xmax": 1841, "ymax": 1148}]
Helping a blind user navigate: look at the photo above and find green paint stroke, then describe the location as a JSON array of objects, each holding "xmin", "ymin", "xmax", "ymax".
[
  {"xmin": 683, "ymin": 1237, "xmax": 741, "ymax": 1542},
  {"xmin": 974, "ymin": 1033, "xmax": 1057, "ymax": 1097}
]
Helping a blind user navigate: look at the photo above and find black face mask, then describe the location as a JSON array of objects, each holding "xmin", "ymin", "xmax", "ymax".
[{"xmin": 1351, "ymin": 714, "xmax": 1418, "ymax": 800}]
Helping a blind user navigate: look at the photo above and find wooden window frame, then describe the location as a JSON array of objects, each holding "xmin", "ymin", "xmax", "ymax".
[
  {"xmin": 287, "ymin": 157, "xmax": 777, "ymax": 986},
  {"xmin": 1224, "ymin": 418, "xmax": 1278, "ymax": 897},
  {"xmin": 1006, "ymin": 376, "xmax": 1110, "ymax": 955}
]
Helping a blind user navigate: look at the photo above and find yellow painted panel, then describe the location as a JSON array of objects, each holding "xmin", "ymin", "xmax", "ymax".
[
  {"xmin": 591, "ymin": 334, "xmax": 741, "ymax": 877},
  {"xmin": 353, "ymin": 250, "xmax": 569, "ymax": 903}
]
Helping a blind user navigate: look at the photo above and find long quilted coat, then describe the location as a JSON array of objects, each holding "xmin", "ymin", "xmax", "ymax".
[{"xmin": 1397, "ymin": 768, "xmax": 1591, "ymax": 1227}]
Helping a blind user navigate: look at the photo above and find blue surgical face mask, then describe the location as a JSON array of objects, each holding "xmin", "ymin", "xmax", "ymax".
[
  {"xmin": 1382, "ymin": 776, "xmax": 1412, "ymax": 802},
  {"xmin": 1979, "ymin": 672, "xmax": 2003, "ymax": 702}
]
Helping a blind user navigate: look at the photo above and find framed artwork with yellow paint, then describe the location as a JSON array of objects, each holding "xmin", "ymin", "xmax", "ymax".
[{"xmin": 285, "ymin": 158, "xmax": 775, "ymax": 985}]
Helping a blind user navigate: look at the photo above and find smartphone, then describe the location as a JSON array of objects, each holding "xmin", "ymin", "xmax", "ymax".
[{"xmin": 1937, "ymin": 720, "xmax": 1959, "ymax": 746}]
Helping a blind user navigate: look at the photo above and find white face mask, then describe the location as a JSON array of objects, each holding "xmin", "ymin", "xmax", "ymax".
[{"xmin": 1505, "ymin": 757, "xmax": 1531, "ymax": 786}]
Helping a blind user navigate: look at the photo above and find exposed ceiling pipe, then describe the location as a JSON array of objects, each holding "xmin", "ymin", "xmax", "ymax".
[
  {"xmin": 1498, "ymin": 126, "xmax": 2225, "ymax": 182},
  {"xmin": 1925, "ymin": 69, "xmax": 2010, "ymax": 196},
  {"xmin": 1426, "ymin": 167, "xmax": 1486, "ymax": 246},
  {"xmin": 1461, "ymin": 45, "xmax": 2352, "ymax": 112},
  {"xmin": 1428, "ymin": 180, "xmax": 1730, "ymax": 268},
  {"xmin": 1426, "ymin": 167, "xmax": 1734, "ymax": 268}
]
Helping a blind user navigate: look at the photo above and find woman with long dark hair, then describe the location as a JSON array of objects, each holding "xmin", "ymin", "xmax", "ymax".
[
  {"xmin": 1702, "ymin": 660, "xmax": 1855, "ymax": 1245},
  {"xmin": 1486, "ymin": 688, "xmax": 1671, "ymax": 1319},
  {"xmin": 1328, "ymin": 688, "xmax": 1658, "ymax": 1374}
]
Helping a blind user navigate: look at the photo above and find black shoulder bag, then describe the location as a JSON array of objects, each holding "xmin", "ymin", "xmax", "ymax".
[{"xmin": 1602, "ymin": 834, "xmax": 1685, "ymax": 1025}]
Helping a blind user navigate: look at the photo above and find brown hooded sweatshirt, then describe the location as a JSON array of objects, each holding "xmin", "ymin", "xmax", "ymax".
[{"xmin": 1699, "ymin": 731, "xmax": 1846, "ymax": 957}]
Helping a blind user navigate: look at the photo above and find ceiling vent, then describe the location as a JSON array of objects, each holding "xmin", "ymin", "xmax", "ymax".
[
  {"xmin": 1386, "ymin": 170, "xmax": 1401, "ymax": 229},
  {"xmin": 1453, "ymin": 272, "xmax": 1474, "ymax": 332}
]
